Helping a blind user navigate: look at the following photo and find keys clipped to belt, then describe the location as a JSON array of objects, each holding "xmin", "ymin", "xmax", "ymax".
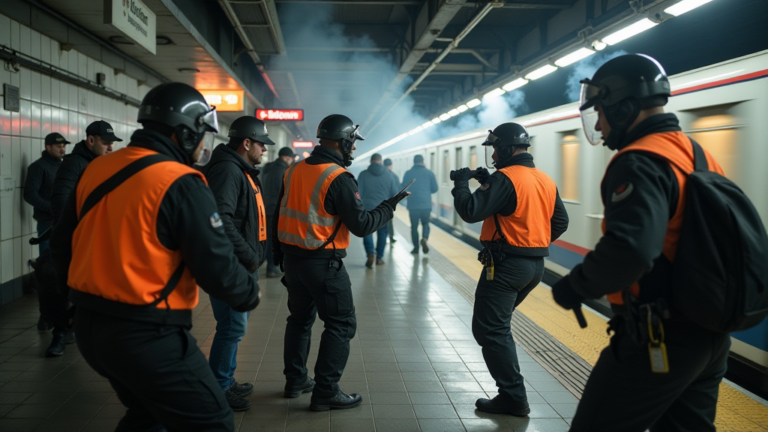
[
  {"xmin": 478, "ymin": 248, "xmax": 494, "ymax": 280},
  {"xmin": 643, "ymin": 305, "xmax": 669, "ymax": 373}
]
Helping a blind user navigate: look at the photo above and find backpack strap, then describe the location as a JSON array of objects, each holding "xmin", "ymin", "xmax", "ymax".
[{"xmin": 688, "ymin": 137, "xmax": 709, "ymax": 173}]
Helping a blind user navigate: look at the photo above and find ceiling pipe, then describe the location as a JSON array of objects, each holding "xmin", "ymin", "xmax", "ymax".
[
  {"xmin": 218, "ymin": 0, "xmax": 281, "ymax": 100},
  {"xmin": 365, "ymin": 2, "xmax": 498, "ymax": 136}
]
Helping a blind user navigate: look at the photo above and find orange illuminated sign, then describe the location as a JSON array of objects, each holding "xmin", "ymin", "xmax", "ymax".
[
  {"xmin": 292, "ymin": 141, "xmax": 314, "ymax": 148},
  {"xmin": 199, "ymin": 90, "xmax": 244, "ymax": 112},
  {"xmin": 256, "ymin": 109, "xmax": 304, "ymax": 121}
]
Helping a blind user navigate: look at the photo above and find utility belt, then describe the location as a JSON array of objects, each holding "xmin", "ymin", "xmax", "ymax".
[
  {"xmin": 608, "ymin": 290, "xmax": 673, "ymax": 373},
  {"xmin": 478, "ymin": 240, "xmax": 507, "ymax": 281}
]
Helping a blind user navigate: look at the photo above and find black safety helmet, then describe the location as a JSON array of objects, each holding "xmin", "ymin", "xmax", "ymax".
[
  {"xmin": 316, "ymin": 114, "xmax": 364, "ymax": 167},
  {"xmin": 482, "ymin": 122, "xmax": 530, "ymax": 168},
  {"xmin": 579, "ymin": 54, "xmax": 670, "ymax": 149},
  {"xmin": 228, "ymin": 116, "xmax": 275, "ymax": 145},
  {"xmin": 137, "ymin": 82, "xmax": 218, "ymax": 162}
]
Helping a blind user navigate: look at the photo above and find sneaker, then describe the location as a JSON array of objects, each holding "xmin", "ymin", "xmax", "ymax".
[
  {"xmin": 62, "ymin": 330, "xmax": 76, "ymax": 345},
  {"xmin": 266, "ymin": 271, "xmax": 281, "ymax": 279},
  {"xmin": 365, "ymin": 254, "xmax": 375, "ymax": 268},
  {"xmin": 284, "ymin": 377, "xmax": 315, "ymax": 398},
  {"xmin": 45, "ymin": 335, "xmax": 66, "ymax": 357},
  {"xmin": 410, "ymin": 247, "xmax": 419, "ymax": 255},
  {"xmin": 229, "ymin": 380, "xmax": 254, "ymax": 397},
  {"xmin": 376, "ymin": 258, "xmax": 385, "ymax": 266},
  {"xmin": 225, "ymin": 387, "xmax": 251, "ymax": 412},
  {"xmin": 309, "ymin": 390, "xmax": 362, "ymax": 411},
  {"xmin": 37, "ymin": 316, "xmax": 51, "ymax": 332},
  {"xmin": 421, "ymin": 238, "xmax": 429, "ymax": 254},
  {"xmin": 389, "ymin": 237, "xmax": 397, "ymax": 244},
  {"xmin": 475, "ymin": 395, "xmax": 530, "ymax": 416}
]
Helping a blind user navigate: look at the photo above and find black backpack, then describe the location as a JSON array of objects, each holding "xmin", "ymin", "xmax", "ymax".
[{"xmin": 670, "ymin": 138, "xmax": 768, "ymax": 333}]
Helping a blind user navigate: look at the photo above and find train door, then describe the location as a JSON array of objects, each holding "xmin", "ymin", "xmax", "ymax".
[{"xmin": 454, "ymin": 147, "xmax": 464, "ymax": 229}]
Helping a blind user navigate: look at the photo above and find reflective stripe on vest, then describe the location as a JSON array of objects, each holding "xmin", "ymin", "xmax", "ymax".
[
  {"xmin": 69, "ymin": 146, "xmax": 206, "ymax": 310},
  {"xmin": 277, "ymin": 161, "xmax": 351, "ymax": 250},
  {"xmin": 602, "ymin": 131, "xmax": 724, "ymax": 305},
  {"xmin": 479, "ymin": 165, "xmax": 557, "ymax": 248},
  {"xmin": 245, "ymin": 172, "xmax": 267, "ymax": 242}
]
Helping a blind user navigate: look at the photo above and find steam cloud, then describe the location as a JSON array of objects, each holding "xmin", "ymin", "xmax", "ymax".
[{"xmin": 564, "ymin": 50, "xmax": 629, "ymax": 102}]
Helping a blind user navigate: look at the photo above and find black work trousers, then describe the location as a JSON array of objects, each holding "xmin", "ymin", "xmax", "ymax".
[
  {"xmin": 570, "ymin": 317, "xmax": 730, "ymax": 432},
  {"xmin": 35, "ymin": 251, "xmax": 73, "ymax": 336},
  {"xmin": 472, "ymin": 255, "xmax": 544, "ymax": 402},
  {"xmin": 283, "ymin": 254, "xmax": 357, "ymax": 397},
  {"xmin": 75, "ymin": 308, "xmax": 233, "ymax": 432},
  {"xmin": 265, "ymin": 215, "xmax": 279, "ymax": 273}
]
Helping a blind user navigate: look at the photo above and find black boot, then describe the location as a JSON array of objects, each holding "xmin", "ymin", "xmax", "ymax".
[
  {"xmin": 225, "ymin": 387, "xmax": 251, "ymax": 412},
  {"xmin": 45, "ymin": 334, "xmax": 66, "ymax": 357},
  {"xmin": 309, "ymin": 390, "xmax": 362, "ymax": 411},
  {"xmin": 284, "ymin": 377, "xmax": 315, "ymax": 398},
  {"xmin": 475, "ymin": 395, "xmax": 530, "ymax": 416},
  {"xmin": 229, "ymin": 380, "xmax": 253, "ymax": 397}
]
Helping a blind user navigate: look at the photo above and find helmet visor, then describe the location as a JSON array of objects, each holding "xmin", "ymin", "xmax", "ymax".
[
  {"xmin": 580, "ymin": 108, "xmax": 603, "ymax": 146},
  {"xmin": 350, "ymin": 125, "xmax": 364, "ymax": 142},
  {"xmin": 194, "ymin": 132, "xmax": 216, "ymax": 166},
  {"xmin": 199, "ymin": 106, "xmax": 219, "ymax": 133},
  {"xmin": 485, "ymin": 145, "xmax": 496, "ymax": 169},
  {"xmin": 482, "ymin": 131, "xmax": 499, "ymax": 146},
  {"xmin": 579, "ymin": 81, "xmax": 601, "ymax": 111}
]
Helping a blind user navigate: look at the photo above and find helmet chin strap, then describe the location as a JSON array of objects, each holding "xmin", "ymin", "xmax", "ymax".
[{"xmin": 603, "ymin": 99, "xmax": 641, "ymax": 151}]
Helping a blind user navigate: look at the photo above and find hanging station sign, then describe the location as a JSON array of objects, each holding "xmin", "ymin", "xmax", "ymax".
[
  {"xmin": 199, "ymin": 90, "xmax": 245, "ymax": 112},
  {"xmin": 292, "ymin": 141, "xmax": 314, "ymax": 148},
  {"xmin": 104, "ymin": 0, "xmax": 157, "ymax": 54},
  {"xmin": 255, "ymin": 109, "xmax": 304, "ymax": 121}
]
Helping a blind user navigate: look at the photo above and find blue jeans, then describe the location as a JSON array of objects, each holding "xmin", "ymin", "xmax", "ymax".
[
  {"xmin": 208, "ymin": 273, "xmax": 255, "ymax": 390},
  {"xmin": 37, "ymin": 221, "xmax": 52, "ymax": 253},
  {"xmin": 408, "ymin": 209, "xmax": 431, "ymax": 247},
  {"xmin": 363, "ymin": 225, "xmax": 388, "ymax": 258}
]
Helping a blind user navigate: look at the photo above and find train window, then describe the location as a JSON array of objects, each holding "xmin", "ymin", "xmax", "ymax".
[
  {"xmin": 469, "ymin": 146, "xmax": 477, "ymax": 170},
  {"xmin": 456, "ymin": 147, "xmax": 463, "ymax": 170},
  {"xmin": 430, "ymin": 152, "xmax": 435, "ymax": 170},
  {"xmin": 688, "ymin": 113, "xmax": 739, "ymax": 178},
  {"xmin": 443, "ymin": 150, "xmax": 450, "ymax": 183},
  {"xmin": 560, "ymin": 133, "xmax": 579, "ymax": 201}
]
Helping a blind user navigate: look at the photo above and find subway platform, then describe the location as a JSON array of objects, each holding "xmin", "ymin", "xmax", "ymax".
[{"xmin": 0, "ymin": 209, "xmax": 766, "ymax": 432}]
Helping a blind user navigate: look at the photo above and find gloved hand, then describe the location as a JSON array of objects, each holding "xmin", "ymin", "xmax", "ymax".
[
  {"xmin": 552, "ymin": 276, "xmax": 585, "ymax": 310},
  {"xmin": 473, "ymin": 167, "xmax": 491, "ymax": 184},
  {"xmin": 384, "ymin": 191, "xmax": 410, "ymax": 212},
  {"xmin": 451, "ymin": 167, "xmax": 474, "ymax": 183},
  {"xmin": 273, "ymin": 249, "xmax": 284, "ymax": 272}
]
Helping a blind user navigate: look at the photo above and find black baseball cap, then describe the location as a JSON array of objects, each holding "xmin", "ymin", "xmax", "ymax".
[
  {"xmin": 44, "ymin": 132, "xmax": 70, "ymax": 146},
  {"xmin": 383, "ymin": 158, "xmax": 392, "ymax": 166},
  {"xmin": 85, "ymin": 120, "xmax": 123, "ymax": 142},
  {"xmin": 278, "ymin": 147, "xmax": 295, "ymax": 157}
]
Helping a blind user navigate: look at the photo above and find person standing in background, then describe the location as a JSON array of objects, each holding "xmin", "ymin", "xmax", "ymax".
[
  {"xmin": 358, "ymin": 153, "xmax": 398, "ymax": 267},
  {"xmin": 400, "ymin": 155, "xmax": 438, "ymax": 254},
  {"xmin": 262, "ymin": 146, "xmax": 295, "ymax": 278}
]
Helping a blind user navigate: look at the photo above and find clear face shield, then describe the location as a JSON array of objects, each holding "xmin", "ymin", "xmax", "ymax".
[
  {"xmin": 193, "ymin": 107, "xmax": 218, "ymax": 166},
  {"xmin": 579, "ymin": 83, "xmax": 604, "ymax": 146},
  {"xmin": 482, "ymin": 131, "xmax": 499, "ymax": 169},
  {"xmin": 194, "ymin": 132, "xmax": 215, "ymax": 166}
]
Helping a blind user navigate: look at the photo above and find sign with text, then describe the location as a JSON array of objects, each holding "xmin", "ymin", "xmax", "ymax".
[
  {"xmin": 292, "ymin": 141, "xmax": 314, "ymax": 148},
  {"xmin": 104, "ymin": 0, "xmax": 157, "ymax": 54},
  {"xmin": 256, "ymin": 109, "xmax": 304, "ymax": 121},
  {"xmin": 199, "ymin": 90, "xmax": 245, "ymax": 112}
]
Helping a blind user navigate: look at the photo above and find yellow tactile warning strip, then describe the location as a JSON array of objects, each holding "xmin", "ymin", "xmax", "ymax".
[{"xmin": 393, "ymin": 208, "xmax": 768, "ymax": 431}]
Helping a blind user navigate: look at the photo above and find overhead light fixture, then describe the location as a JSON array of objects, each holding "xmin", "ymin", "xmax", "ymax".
[
  {"xmin": 664, "ymin": 0, "xmax": 714, "ymax": 16},
  {"xmin": 525, "ymin": 65, "xmax": 557, "ymax": 81},
  {"xmin": 483, "ymin": 88, "xmax": 505, "ymax": 99},
  {"xmin": 457, "ymin": 104, "xmax": 468, "ymax": 113},
  {"xmin": 408, "ymin": 126, "xmax": 424, "ymax": 136},
  {"xmin": 591, "ymin": 40, "xmax": 608, "ymax": 51},
  {"xmin": 177, "ymin": 67, "xmax": 200, "ymax": 73},
  {"xmin": 555, "ymin": 48, "xmax": 596, "ymax": 67},
  {"xmin": 602, "ymin": 18, "xmax": 657, "ymax": 45},
  {"xmin": 431, "ymin": 117, "xmax": 442, "ymax": 124},
  {"xmin": 422, "ymin": 121, "xmax": 434, "ymax": 129},
  {"xmin": 502, "ymin": 78, "xmax": 528, "ymax": 92},
  {"xmin": 439, "ymin": 113, "xmax": 451, "ymax": 121},
  {"xmin": 466, "ymin": 98, "xmax": 481, "ymax": 108},
  {"xmin": 448, "ymin": 108, "xmax": 460, "ymax": 116}
]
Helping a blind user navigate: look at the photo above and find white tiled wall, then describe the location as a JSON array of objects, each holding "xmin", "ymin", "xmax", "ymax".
[{"xmin": 0, "ymin": 13, "xmax": 152, "ymax": 284}]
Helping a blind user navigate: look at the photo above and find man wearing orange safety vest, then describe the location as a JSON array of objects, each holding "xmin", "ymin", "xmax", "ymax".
[
  {"xmin": 201, "ymin": 116, "xmax": 274, "ymax": 412},
  {"xmin": 552, "ymin": 54, "xmax": 731, "ymax": 432},
  {"xmin": 451, "ymin": 122, "xmax": 569, "ymax": 416},
  {"xmin": 50, "ymin": 83, "xmax": 261, "ymax": 432},
  {"xmin": 272, "ymin": 114, "xmax": 408, "ymax": 411}
]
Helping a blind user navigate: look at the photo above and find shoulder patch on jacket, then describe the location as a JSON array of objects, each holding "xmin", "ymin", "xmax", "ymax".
[
  {"xmin": 611, "ymin": 183, "xmax": 634, "ymax": 203},
  {"xmin": 355, "ymin": 191, "xmax": 362, "ymax": 200},
  {"xmin": 209, "ymin": 212, "xmax": 224, "ymax": 229}
]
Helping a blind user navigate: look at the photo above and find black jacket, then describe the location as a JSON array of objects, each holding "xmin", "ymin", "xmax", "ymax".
[
  {"xmin": 568, "ymin": 114, "xmax": 682, "ymax": 303},
  {"xmin": 262, "ymin": 158, "xmax": 289, "ymax": 216},
  {"xmin": 24, "ymin": 151, "xmax": 61, "ymax": 222},
  {"xmin": 202, "ymin": 144, "xmax": 265, "ymax": 271},
  {"xmin": 272, "ymin": 146, "xmax": 394, "ymax": 259},
  {"xmin": 50, "ymin": 141, "xmax": 97, "ymax": 223},
  {"xmin": 50, "ymin": 129, "xmax": 261, "ymax": 327},
  {"xmin": 452, "ymin": 153, "xmax": 569, "ymax": 257},
  {"xmin": 401, "ymin": 164, "xmax": 438, "ymax": 210}
]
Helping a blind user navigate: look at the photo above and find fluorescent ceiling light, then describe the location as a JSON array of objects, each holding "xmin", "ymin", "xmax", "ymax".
[
  {"xmin": 592, "ymin": 40, "xmax": 607, "ymax": 51},
  {"xmin": 555, "ymin": 48, "xmax": 596, "ymax": 67},
  {"xmin": 431, "ymin": 117, "xmax": 442, "ymax": 124},
  {"xmin": 422, "ymin": 121, "xmax": 434, "ymax": 128},
  {"xmin": 457, "ymin": 104, "xmax": 468, "ymax": 113},
  {"xmin": 664, "ymin": 0, "xmax": 714, "ymax": 16},
  {"xmin": 448, "ymin": 108, "xmax": 460, "ymax": 116},
  {"xmin": 525, "ymin": 65, "xmax": 557, "ymax": 80},
  {"xmin": 483, "ymin": 88, "xmax": 505, "ymax": 99},
  {"xmin": 502, "ymin": 78, "xmax": 528, "ymax": 91},
  {"xmin": 602, "ymin": 18, "xmax": 657, "ymax": 45},
  {"xmin": 466, "ymin": 98, "xmax": 481, "ymax": 108},
  {"xmin": 408, "ymin": 126, "xmax": 424, "ymax": 136},
  {"xmin": 439, "ymin": 113, "xmax": 451, "ymax": 121}
]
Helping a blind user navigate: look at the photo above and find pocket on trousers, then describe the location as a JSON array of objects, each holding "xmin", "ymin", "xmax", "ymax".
[{"xmin": 324, "ymin": 273, "xmax": 353, "ymax": 316}]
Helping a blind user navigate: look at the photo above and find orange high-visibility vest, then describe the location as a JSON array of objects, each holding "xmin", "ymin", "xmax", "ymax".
[
  {"xmin": 480, "ymin": 165, "xmax": 558, "ymax": 248},
  {"xmin": 69, "ymin": 146, "xmax": 205, "ymax": 310},
  {"xmin": 245, "ymin": 172, "xmax": 267, "ymax": 241},
  {"xmin": 277, "ymin": 160, "xmax": 351, "ymax": 250},
  {"xmin": 602, "ymin": 131, "xmax": 724, "ymax": 305}
]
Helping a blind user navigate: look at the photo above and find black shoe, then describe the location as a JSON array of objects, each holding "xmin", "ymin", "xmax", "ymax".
[
  {"xmin": 410, "ymin": 247, "xmax": 419, "ymax": 255},
  {"xmin": 45, "ymin": 336, "xmax": 65, "ymax": 357},
  {"xmin": 284, "ymin": 377, "xmax": 315, "ymax": 398},
  {"xmin": 309, "ymin": 390, "xmax": 362, "ymax": 411},
  {"xmin": 365, "ymin": 254, "xmax": 375, "ymax": 268},
  {"xmin": 475, "ymin": 395, "xmax": 530, "ymax": 416},
  {"xmin": 62, "ymin": 330, "xmax": 76, "ymax": 345},
  {"xmin": 390, "ymin": 237, "xmax": 397, "ymax": 244},
  {"xmin": 229, "ymin": 381, "xmax": 253, "ymax": 397},
  {"xmin": 225, "ymin": 387, "xmax": 251, "ymax": 412},
  {"xmin": 266, "ymin": 271, "xmax": 281, "ymax": 279},
  {"xmin": 376, "ymin": 258, "xmax": 385, "ymax": 265},
  {"xmin": 421, "ymin": 238, "xmax": 429, "ymax": 254},
  {"xmin": 37, "ymin": 316, "xmax": 51, "ymax": 332}
]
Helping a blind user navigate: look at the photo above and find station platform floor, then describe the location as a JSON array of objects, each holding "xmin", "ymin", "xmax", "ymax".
[{"xmin": 0, "ymin": 208, "xmax": 766, "ymax": 432}]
